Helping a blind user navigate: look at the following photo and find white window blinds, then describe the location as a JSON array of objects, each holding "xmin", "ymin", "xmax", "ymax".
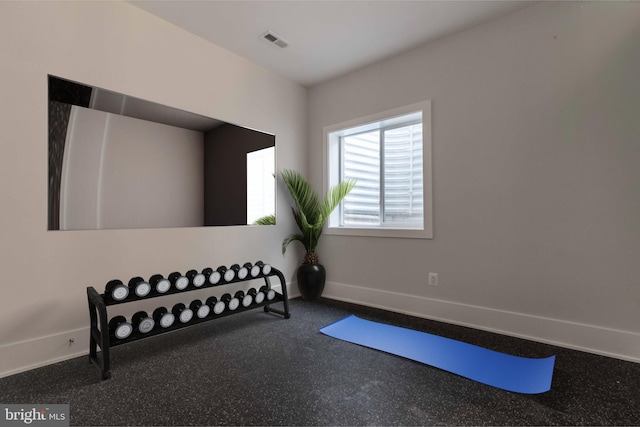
[{"xmin": 340, "ymin": 121, "xmax": 423, "ymax": 229}]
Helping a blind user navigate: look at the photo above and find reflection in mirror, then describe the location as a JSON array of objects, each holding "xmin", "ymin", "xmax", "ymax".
[
  {"xmin": 48, "ymin": 75, "xmax": 275, "ymax": 230},
  {"xmin": 247, "ymin": 146, "xmax": 275, "ymax": 224}
]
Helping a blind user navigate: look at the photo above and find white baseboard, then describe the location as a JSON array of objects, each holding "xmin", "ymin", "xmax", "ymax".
[
  {"xmin": 0, "ymin": 327, "xmax": 90, "ymax": 379},
  {"xmin": 322, "ymin": 281, "xmax": 640, "ymax": 363}
]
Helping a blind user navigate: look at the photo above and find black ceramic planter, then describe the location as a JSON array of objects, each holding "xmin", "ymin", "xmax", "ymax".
[{"xmin": 296, "ymin": 264, "xmax": 326, "ymax": 300}]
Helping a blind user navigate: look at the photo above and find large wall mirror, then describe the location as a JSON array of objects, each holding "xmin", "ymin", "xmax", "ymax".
[{"xmin": 48, "ymin": 75, "xmax": 275, "ymax": 230}]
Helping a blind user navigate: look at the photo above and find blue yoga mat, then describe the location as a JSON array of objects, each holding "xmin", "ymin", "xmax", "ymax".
[{"xmin": 319, "ymin": 315, "xmax": 555, "ymax": 394}]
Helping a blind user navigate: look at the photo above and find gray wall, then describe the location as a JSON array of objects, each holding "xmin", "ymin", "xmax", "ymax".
[{"xmin": 308, "ymin": 2, "xmax": 640, "ymax": 360}]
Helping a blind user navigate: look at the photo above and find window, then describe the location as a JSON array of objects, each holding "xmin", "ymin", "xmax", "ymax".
[{"xmin": 325, "ymin": 100, "xmax": 432, "ymax": 239}]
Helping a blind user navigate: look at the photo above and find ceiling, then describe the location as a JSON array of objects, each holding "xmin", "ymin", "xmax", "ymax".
[{"xmin": 129, "ymin": 1, "xmax": 534, "ymax": 87}]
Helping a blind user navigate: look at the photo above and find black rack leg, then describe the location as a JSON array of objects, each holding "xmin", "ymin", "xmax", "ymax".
[
  {"xmin": 264, "ymin": 271, "xmax": 290, "ymax": 319},
  {"xmin": 87, "ymin": 287, "xmax": 112, "ymax": 380},
  {"xmin": 100, "ymin": 335, "xmax": 111, "ymax": 380},
  {"xmin": 88, "ymin": 297, "xmax": 97, "ymax": 364}
]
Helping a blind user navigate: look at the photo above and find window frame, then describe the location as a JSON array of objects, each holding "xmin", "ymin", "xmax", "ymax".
[{"xmin": 323, "ymin": 100, "xmax": 433, "ymax": 239}]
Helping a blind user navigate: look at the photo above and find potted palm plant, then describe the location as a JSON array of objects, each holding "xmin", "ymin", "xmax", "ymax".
[{"xmin": 280, "ymin": 169, "xmax": 355, "ymax": 300}]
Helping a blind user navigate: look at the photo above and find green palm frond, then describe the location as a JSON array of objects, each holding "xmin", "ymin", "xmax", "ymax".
[
  {"xmin": 282, "ymin": 233, "xmax": 305, "ymax": 255},
  {"xmin": 280, "ymin": 169, "xmax": 356, "ymax": 260},
  {"xmin": 253, "ymin": 214, "xmax": 275, "ymax": 225},
  {"xmin": 320, "ymin": 179, "xmax": 356, "ymax": 224},
  {"xmin": 280, "ymin": 169, "xmax": 321, "ymax": 225}
]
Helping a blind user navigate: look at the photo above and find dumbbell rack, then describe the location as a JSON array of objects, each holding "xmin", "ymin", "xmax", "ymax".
[{"xmin": 87, "ymin": 264, "xmax": 290, "ymax": 380}]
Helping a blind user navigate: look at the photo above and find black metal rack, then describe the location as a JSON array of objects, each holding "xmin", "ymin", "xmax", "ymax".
[{"xmin": 87, "ymin": 263, "xmax": 290, "ymax": 379}]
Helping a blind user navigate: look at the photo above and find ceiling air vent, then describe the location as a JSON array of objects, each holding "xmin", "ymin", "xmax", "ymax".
[{"xmin": 261, "ymin": 31, "xmax": 289, "ymax": 49}]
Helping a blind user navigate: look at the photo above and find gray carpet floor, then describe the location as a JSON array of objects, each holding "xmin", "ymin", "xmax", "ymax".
[{"xmin": 1, "ymin": 297, "xmax": 639, "ymax": 426}]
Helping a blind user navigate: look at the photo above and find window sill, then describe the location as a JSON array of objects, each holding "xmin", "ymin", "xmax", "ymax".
[{"xmin": 325, "ymin": 226, "xmax": 433, "ymax": 239}]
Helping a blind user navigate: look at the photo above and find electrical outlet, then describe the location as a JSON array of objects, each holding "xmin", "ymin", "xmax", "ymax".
[{"xmin": 428, "ymin": 272, "xmax": 438, "ymax": 287}]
